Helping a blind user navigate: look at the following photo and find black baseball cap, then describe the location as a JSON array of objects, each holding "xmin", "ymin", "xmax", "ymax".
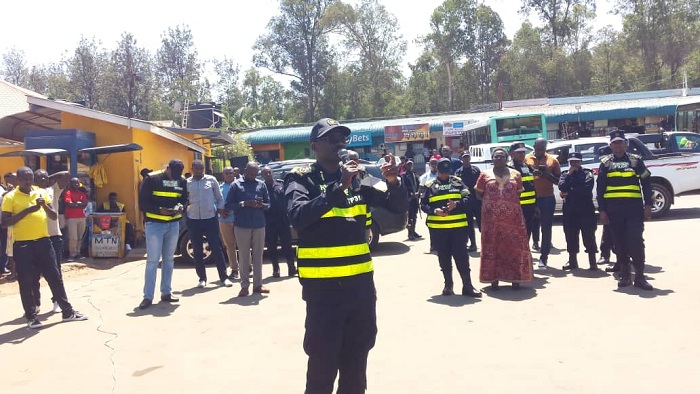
[
  {"xmin": 567, "ymin": 152, "xmax": 583, "ymax": 161},
  {"xmin": 460, "ymin": 151, "xmax": 471, "ymax": 158},
  {"xmin": 310, "ymin": 118, "xmax": 351, "ymax": 142},
  {"xmin": 609, "ymin": 129, "xmax": 626, "ymax": 142},
  {"xmin": 510, "ymin": 142, "xmax": 527, "ymax": 152},
  {"xmin": 437, "ymin": 158, "xmax": 452, "ymax": 173}
]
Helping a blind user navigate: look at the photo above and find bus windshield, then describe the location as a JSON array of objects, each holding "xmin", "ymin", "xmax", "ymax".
[{"xmin": 493, "ymin": 114, "xmax": 546, "ymax": 144}]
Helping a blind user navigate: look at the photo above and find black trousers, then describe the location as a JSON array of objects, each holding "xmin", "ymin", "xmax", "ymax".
[
  {"xmin": 600, "ymin": 224, "xmax": 615, "ymax": 258},
  {"xmin": 608, "ymin": 205, "xmax": 645, "ymax": 280},
  {"xmin": 521, "ymin": 204, "xmax": 537, "ymax": 240},
  {"xmin": 188, "ymin": 217, "xmax": 228, "ymax": 282},
  {"xmin": 429, "ymin": 227, "xmax": 471, "ymax": 285},
  {"xmin": 32, "ymin": 235, "xmax": 64, "ymax": 305},
  {"xmin": 265, "ymin": 220, "xmax": 295, "ymax": 270},
  {"xmin": 14, "ymin": 237, "xmax": 73, "ymax": 320},
  {"xmin": 562, "ymin": 207, "xmax": 598, "ymax": 254},
  {"xmin": 407, "ymin": 199, "xmax": 419, "ymax": 229},
  {"xmin": 303, "ymin": 281, "xmax": 377, "ymax": 394}
]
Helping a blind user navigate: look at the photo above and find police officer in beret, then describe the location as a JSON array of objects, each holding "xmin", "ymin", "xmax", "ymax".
[
  {"xmin": 421, "ymin": 158, "xmax": 481, "ymax": 297},
  {"xmin": 558, "ymin": 152, "xmax": 598, "ymax": 270},
  {"xmin": 597, "ymin": 130, "xmax": 654, "ymax": 290}
]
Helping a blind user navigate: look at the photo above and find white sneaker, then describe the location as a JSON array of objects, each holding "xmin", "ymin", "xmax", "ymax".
[
  {"xmin": 27, "ymin": 318, "xmax": 43, "ymax": 329},
  {"xmin": 222, "ymin": 278, "xmax": 233, "ymax": 287},
  {"xmin": 52, "ymin": 301, "xmax": 62, "ymax": 313},
  {"xmin": 538, "ymin": 261, "xmax": 547, "ymax": 269},
  {"xmin": 125, "ymin": 244, "xmax": 132, "ymax": 252},
  {"xmin": 197, "ymin": 280, "xmax": 206, "ymax": 288}
]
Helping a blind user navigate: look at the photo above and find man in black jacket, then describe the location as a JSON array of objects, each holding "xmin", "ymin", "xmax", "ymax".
[
  {"xmin": 401, "ymin": 159, "xmax": 422, "ymax": 240},
  {"xmin": 455, "ymin": 151, "xmax": 481, "ymax": 251},
  {"xmin": 262, "ymin": 166, "xmax": 296, "ymax": 277}
]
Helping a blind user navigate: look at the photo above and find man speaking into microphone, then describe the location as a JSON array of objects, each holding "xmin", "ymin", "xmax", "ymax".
[{"xmin": 285, "ymin": 118, "xmax": 408, "ymax": 393}]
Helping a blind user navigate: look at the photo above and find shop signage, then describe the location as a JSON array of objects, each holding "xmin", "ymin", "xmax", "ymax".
[
  {"xmin": 384, "ymin": 123, "xmax": 430, "ymax": 143},
  {"xmin": 92, "ymin": 234, "xmax": 120, "ymax": 257},
  {"xmin": 443, "ymin": 120, "xmax": 479, "ymax": 137},
  {"xmin": 347, "ymin": 131, "xmax": 373, "ymax": 147}
]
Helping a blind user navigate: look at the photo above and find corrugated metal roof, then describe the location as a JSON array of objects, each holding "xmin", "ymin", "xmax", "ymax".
[{"xmin": 243, "ymin": 90, "xmax": 700, "ymax": 144}]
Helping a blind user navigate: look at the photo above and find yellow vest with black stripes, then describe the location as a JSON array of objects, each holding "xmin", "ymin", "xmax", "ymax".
[
  {"xmin": 143, "ymin": 170, "xmax": 185, "ymax": 223},
  {"xmin": 423, "ymin": 176, "xmax": 469, "ymax": 229},
  {"xmin": 511, "ymin": 163, "xmax": 537, "ymax": 205},
  {"xmin": 601, "ymin": 155, "xmax": 643, "ymax": 200},
  {"xmin": 289, "ymin": 164, "xmax": 373, "ymax": 281}
]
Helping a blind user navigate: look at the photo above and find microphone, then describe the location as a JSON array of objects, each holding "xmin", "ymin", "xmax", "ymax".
[{"xmin": 338, "ymin": 148, "xmax": 361, "ymax": 191}]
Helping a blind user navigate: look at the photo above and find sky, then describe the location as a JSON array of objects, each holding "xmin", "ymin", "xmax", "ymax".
[{"xmin": 1, "ymin": 0, "xmax": 619, "ymax": 78}]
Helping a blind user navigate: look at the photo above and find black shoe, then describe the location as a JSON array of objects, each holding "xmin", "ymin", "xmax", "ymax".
[
  {"xmin": 511, "ymin": 282, "xmax": 521, "ymax": 290},
  {"xmin": 462, "ymin": 285, "xmax": 482, "ymax": 297},
  {"xmin": 272, "ymin": 269, "xmax": 281, "ymax": 278},
  {"xmin": 160, "ymin": 294, "xmax": 179, "ymax": 303},
  {"xmin": 490, "ymin": 281, "xmax": 499, "ymax": 291},
  {"xmin": 138, "ymin": 298, "xmax": 152, "ymax": 310},
  {"xmin": 229, "ymin": 270, "xmax": 239, "ymax": 280},
  {"xmin": 618, "ymin": 277, "xmax": 633, "ymax": 287},
  {"xmin": 562, "ymin": 261, "xmax": 579, "ymax": 270},
  {"xmin": 468, "ymin": 244, "xmax": 477, "ymax": 252},
  {"xmin": 605, "ymin": 264, "xmax": 620, "ymax": 273},
  {"xmin": 408, "ymin": 234, "xmax": 416, "ymax": 240},
  {"xmin": 532, "ymin": 242, "xmax": 540, "ymax": 251},
  {"xmin": 597, "ymin": 256, "xmax": 610, "ymax": 265},
  {"xmin": 413, "ymin": 232, "xmax": 423, "ymax": 239},
  {"xmin": 634, "ymin": 278, "xmax": 653, "ymax": 291},
  {"xmin": 442, "ymin": 285, "xmax": 454, "ymax": 296}
]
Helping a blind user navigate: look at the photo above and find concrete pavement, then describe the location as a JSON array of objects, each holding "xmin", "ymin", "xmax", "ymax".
[{"xmin": 1, "ymin": 195, "xmax": 699, "ymax": 393}]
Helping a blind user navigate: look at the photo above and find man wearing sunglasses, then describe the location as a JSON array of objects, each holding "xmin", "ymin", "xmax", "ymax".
[{"xmin": 285, "ymin": 118, "xmax": 408, "ymax": 394}]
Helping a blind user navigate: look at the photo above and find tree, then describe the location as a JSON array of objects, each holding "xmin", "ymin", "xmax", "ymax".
[
  {"xmin": 499, "ymin": 22, "xmax": 548, "ymax": 99},
  {"xmin": 424, "ymin": 0, "xmax": 478, "ymax": 110},
  {"xmin": 328, "ymin": 0, "xmax": 407, "ymax": 117},
  {"xmin": 1, "ymin": 47, "xmax": 29, "ymax": 86},
  {"xmin": 155, "ymin": 25, "xmax": 202, "ymax": 108},
  {"xmin": 589, "ymin": 26, "xmax": 625, "ymax": 94},
  {"xmin": 472, "ymin": 5, "xmax": 509, "ymax": 103},
  {"xmin": 65, "ymin": 37, "xmax": 108, "ymax": 109},
  {"xmin": 254, "ymin": 0, "xmax": 337, "ymax": 122},
  {"xmin": 520, "ymin": 0, "xmax": 596, "ymax": 49},
  {"xmin": 212, "ymin": 57, "xmax": 243, "ymax": 112}
]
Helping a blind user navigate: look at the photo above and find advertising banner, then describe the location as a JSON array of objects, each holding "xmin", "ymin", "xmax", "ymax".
[
  {"xmin": 347, "ymin": 131, "xmax": 373, "ymax": 147},
  {"xmin": 443, "ymin": 120, "xmax": 480, "ymax": 137},
  {"xmin": 384, "ymin": 123, "xmax": 430, "ymax": 143}
]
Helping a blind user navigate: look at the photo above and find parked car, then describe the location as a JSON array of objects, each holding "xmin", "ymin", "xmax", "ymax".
[
  {"xmin": 176, "ymin": 159, "xmax": 407, "ymax": 264},
  {"xmin": 548, "ymin": 135, "xmax": 700, "ymax": 218}
]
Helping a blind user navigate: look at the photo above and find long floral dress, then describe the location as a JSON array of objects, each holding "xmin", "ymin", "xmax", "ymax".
[{"xmin": 476, "ymin": 168, "xmax": 533, "ymax": 283}]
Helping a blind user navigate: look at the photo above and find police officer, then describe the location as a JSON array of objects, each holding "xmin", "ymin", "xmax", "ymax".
[
  {"xmin": 558, "ymin": 152, "xmax": 598, "ymax": 270},
  {"xmin": 285, "ymin": 118, "xmax": 408, "ymax": 393},
  {"xmin": 509, "ymin": 142, "xmax": 538, "ymax": 242},
  {"xmin": 597, "ymin": 130, "xmax": 654, "ymax": 290},
  {"xmin": 420, "ymin": 158, "xmax": 482, "ymax": 297},
  {"xmin": 455, "ymin": 151, "xmax": 481, "ymax": 251},
  {"xmin": 401, "ymin": 159, "xmax": 422, "ymax": 240}
]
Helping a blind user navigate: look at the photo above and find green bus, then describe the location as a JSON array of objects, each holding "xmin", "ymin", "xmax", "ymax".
[{"xmin": 448, "ymin": 113, "xmax": 547, "ymax": 146}]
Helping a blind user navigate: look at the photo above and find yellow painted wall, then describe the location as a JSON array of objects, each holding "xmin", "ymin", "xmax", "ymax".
[{"xmin": 0, "ymin": 146, "xmax": 27, "ymax": 177}]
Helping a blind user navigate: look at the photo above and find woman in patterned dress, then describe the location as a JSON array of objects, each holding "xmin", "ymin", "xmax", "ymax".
[{"xmin": 475, "ymin": 148, "xmax": 532, "ymax": 290}]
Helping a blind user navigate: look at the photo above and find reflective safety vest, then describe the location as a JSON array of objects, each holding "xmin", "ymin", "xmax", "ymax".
[
  {"xmin": 143, "ymin": 170, "xmax": 185, "ymax": 222},
  {"xmin": 290, "ymin": 164, "xmax": 374, "ymax": 280},
  {"xmin": 602, "ymin": 156, "xmax": 643, "ymax": 200},
  {"xmin": 424, "ymin": 176, "xmax": 469, "ymax": 229},
  {"xmin": 511, "ymin": 163, "xmax": 536, "ymax": 205}
]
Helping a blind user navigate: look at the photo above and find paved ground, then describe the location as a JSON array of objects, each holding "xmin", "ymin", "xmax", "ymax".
[{"xmin": 1, "ymin": 195, "xmax": 700, "ymax": 393}]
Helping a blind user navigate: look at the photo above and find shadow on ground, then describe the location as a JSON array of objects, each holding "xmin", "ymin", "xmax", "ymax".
[
  {"xmin": 126, "ymin": 303, "xmax": 180, "ymax": 317},
  {"xmin": 371, "ymin": 242, "xmax": 411, "ymax": 257},
  {"xmin": 220, "ymin": 293, "xmax": 268, "ymax": 306},
  {"xmin": 427, "ymin": 294, "xmax": 483, "ymax": 307}
]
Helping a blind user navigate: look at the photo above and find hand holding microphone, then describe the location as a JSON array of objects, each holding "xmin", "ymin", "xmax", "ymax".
[{"xmin": 339, "ymin": 148, "xmax": 361, "ymax": 191}]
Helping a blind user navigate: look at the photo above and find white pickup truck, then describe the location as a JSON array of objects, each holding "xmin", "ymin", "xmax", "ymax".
[
  {"xmin": 469, "ymin": 142, "xmax": 534, "ymax": 170},
  {"xmin": 547, "ymin": 136, "xmax": 700, "ymax": 218}
]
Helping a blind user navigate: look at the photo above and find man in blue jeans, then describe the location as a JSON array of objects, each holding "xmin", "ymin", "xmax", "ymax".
[
  {"xmin": 525, "ymin": 138, "xmax": 561, "ymax": 268},
  {"xmin": 138, "ymin": 160, "xmax": 188, "ymax": 310},
  {"xmin": 186, "ymin": 160, "xmax": 231, "ymax": 288}
]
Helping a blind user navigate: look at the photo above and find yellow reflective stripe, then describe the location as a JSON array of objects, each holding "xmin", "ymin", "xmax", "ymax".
[
  {"xmin": 605, "ymin": 185, "xmax": 640, "ymax": 192},
  {"xmin": 152, "ymin": 191, "xmax": 181, "ymax": 198},
  {"xmin": 427, "ymin": 213, "xmax": 467, "ymax": 221},
  {"xmin": 428, "ymin": 193, "xmax": 462, "ymax": 203},
  {"xmin": 520, "ymin": 198, "xmax": 536, "ymax": 205},
  {"xmin": 321, "ymin": 204, "xmax": 367, "ymax": 218},
  {"xmin": 298, "ymin": 261, "xmax": 373, "ymax": 279},
  {"xmin": 520, "ymin": 191, "xmax": 536, "ymax": 197},
  {"xmin": 145, "ymin": 212, "xmax": 182, "ymax": 221},
  {"xmin": 427, "ymin": 222, "xmax": 468, "ymax": 229},
  {"xmin": 604, "ymin": 192, "xmax": 643, "ymax": 199},
  {"xmin": 522, "ymin": 175, "xmax": 534, "ymax": 182},
  {"xmin": 297, "ymin": 243, "xmax": 370, "ymax": 259},
  {"xmin": 607, "ymin": 172, "xmax": 637, "ymax": 178}
]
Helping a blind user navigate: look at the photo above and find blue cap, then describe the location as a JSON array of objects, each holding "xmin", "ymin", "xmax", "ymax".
[
  {"xmin": 310, "ymin": 118, "xmax": 351, "ymax": 142},
  {"xmin": 609, "ymin": 129, "xmax": 626, "ymax": 142},
  {"xmin": 437, "ymin": 158, "xmax": 452, "ymax": 173}
]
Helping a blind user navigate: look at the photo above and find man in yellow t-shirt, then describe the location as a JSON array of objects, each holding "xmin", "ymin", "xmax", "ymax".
[{"xmin": 1, "ymin": 167, "xmax": 88, "ymax": 329}]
